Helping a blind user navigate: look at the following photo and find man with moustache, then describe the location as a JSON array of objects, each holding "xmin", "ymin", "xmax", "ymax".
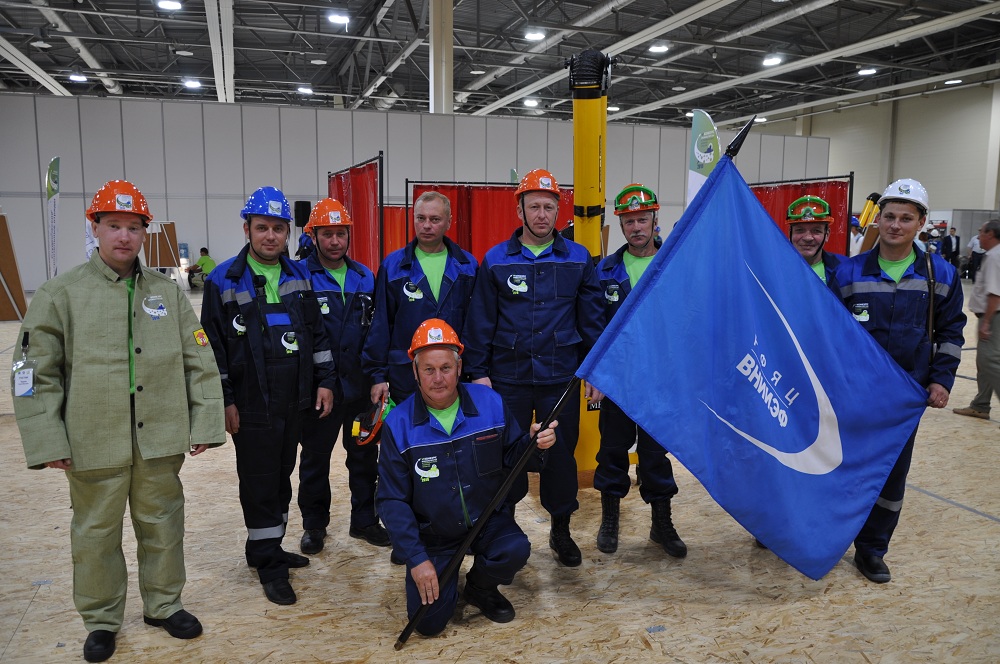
[
  {"xmin": 593, "ymin": 184, "xmax": 686, "ymax": 558},
  {"xmin": 202, "ymin": 186, "xmax": 335, "ymax": 605}
]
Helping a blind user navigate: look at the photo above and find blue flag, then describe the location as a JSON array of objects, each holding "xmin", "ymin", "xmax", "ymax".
[{"xmin": 578, "ymin": 157, "xmax": 928, "ymax": 580}]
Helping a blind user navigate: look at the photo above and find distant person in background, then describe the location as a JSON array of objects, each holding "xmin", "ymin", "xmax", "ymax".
[
  {"xmin": 296, "ymin": 231, "xmax": 314, "ymax": 260},
  {"xmin": 943, "ymin": 227, "xmax": 961, "ymax": 269},
  {"xmin": 968, "ymin": 233, "xmax": 986, "ymax": 282},
  {"xmin": 849, "ymin": 216, "xmax": 865, "ymax": 257},
  {"xmin": 186, "ymin": 247, "xmax": 216, "ymax": 289}
]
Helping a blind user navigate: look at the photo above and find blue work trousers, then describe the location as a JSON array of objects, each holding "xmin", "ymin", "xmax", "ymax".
[
  {"xmin": 492, "ymin": 380, "xmax": 580, "ymax": 518},
  {"xmin": 854, "ymin": 427, "xmax": 917, "ymax": 558},
  {"xmin": 594, "ymin": 398, "xmax": 678, "ymax": 503},
  {"xmin": 406, "ymin": 510, "xmax": 530, "ymax": 636}
]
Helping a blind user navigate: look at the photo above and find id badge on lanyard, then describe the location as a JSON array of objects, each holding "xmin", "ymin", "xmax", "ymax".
[{"xmin": 11, "ymin": 332, "xmax": 39, "ymax": 397}]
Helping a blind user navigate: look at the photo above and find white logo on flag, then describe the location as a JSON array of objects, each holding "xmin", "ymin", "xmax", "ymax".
[{"xmin": 702, "ymin": 263, "xmax": 843, "ymax": 475}]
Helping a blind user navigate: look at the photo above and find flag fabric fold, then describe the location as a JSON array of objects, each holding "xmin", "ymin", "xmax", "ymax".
[{"xmin": 578, "ymin": 156, "xmax": 928, "ymax": 580}]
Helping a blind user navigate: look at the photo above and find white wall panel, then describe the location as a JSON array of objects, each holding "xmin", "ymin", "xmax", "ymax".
[
  {"xmin": 79, "ymin": 98, "xmax": 124, "ymax": 193},
  {"xmin": 606, "ymin": 125, "xmax": 634, "ymax": 193},
  {"xmin": 352, "ymin": 111, "xmax": 388, "ymax": 165},
  {"xmin": 54, "ymin": 194, "xmax": 91, "ymax": 276},
  {"xmin": 516, "ymin": 119, "xmax": 548, "ymax": 177},
  {"xmin": 35, "ymin": 97, "xmax": 85, "ymax": 196},
  {"xmin": 163, "ymin": 102, "xmax": 206, "ymax": 198},
  {"xmin": 659, "ymin": 204, "xmax": 685, "ymax": 237},
  {"xmin": 805, "ymin": 138, "xmax": 830, "ymax": 180},
  {"xmin": 163, "ymin": 197, "xmax": 209, "ymax": 257},
  {"xmin": 0, "ymin": 96, "xmax": 41, "ymax": 192},
  {"xmin": 781, "ymin": 136, "xmax": 808, "ymax": 180},
  {"xmin": 812, "ymin": 104, "xmax": 891, "ymax": 206},
  {"xmin": 387, "ymin": 112, "xmax": 421, "ymax": 200},
  {"xmin": 658, "ymin": 127, "xmax": 687, "ymax": 205},
  {"xmin": 485, "ymin": 118, "xmax": 517, "ymax": 183},
  {"xmin": 454, "ymin": 116, "xmax": 486, "ymax": 183},
  {"xmin": 758, "ymin": 135, "xmax": 785, "ymax": 182},
  {"xmin": 421, "ymin": 114, "xmax": 455, "ymax": 184},
  {"xmin": 203, "ymin": 103, "xmax": 245, "ymax": 196},
  {"xmin": 316, "ymin": 109, "xmax": 354, "ymax": 190},
  {"xmin": 631, "ymin": 126, "xmax": 660, "ymax": 192},
  {"xmin": 279, "ymin": 107, "xmax": 319, "ymax": 201},
  {"xmin": 206, "ymin": 197, "xmax": 249, "ymax": 262},
  {"xmin": 242, "ymin": 105, "xmax": 281, "ymax": 189},
  {"xmin": 733, "ymin": 131, "xmax": 761, "ymax": 183},
  {"xmin": 3, "ymin": 197, "xmax": 47, "ymax": 290},
  {"xmin": 546, "ymin": 121, "xmax": 573, "ymax": 186},
  {"xmin": 122, "ymin": 100, "xmax": 166, "ymax": 195}
]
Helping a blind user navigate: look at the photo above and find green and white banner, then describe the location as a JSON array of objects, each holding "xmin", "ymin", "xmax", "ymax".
[
  {"xmin": 44, "ymin": 157, "xmax": 60, "ymax": 278},
  {"xmin": 686, "ymin": 110, "xmax": 720, "ymax": 208}
]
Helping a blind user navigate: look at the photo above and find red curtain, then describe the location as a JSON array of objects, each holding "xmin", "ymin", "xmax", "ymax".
[
  {"xmin": 750, "ymin": 180, "xmax": 851, "ymax": 256},
  {"xmin": 383, "ymin": 205, "xmax": 409, "ymax": 256},
  {"xmin": 329, "ymin": 163, "xmax": 380, "ymax": 270}
]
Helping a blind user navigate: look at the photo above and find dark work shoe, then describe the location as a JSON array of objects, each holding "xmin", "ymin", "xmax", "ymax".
[
  {"xmin": 262, "ymin": 578, "xmax": 297, "ymax": 605},
  {"xmin": 854, "ymin": 552, "xmax": 891, "ymax": 583},
  {"xmin": 464, "ymin": 581, "xmax": 516, "ymax": 623},
  {"xmin": 143, "ymin": 609, "xmax": 203, "ymax": 639},
  {"xmin": 349, "ymin": 523, "xmax": 391, "ymax": 547},
  {"xmin": 300, "ymin": 528, "xmax": 327, "ymax": 555},
  {"xmin": 549, "ymin": 514, "xmax": 582, "ymax": 567},
  {"xmin": 247, "ymin": 549, "xmax": 310, "ymax": 569},
  {"xmin": 596, "ymin": 494, "xmax": 621, "ymax": 554},
  {"xmin": 650, "ymin": 500, "xmax": 688, "ymax": 558},
  {"xmin": 83, "ymin": 630, "xmax": 116, "ymax": 663},
  {"xmin": 390, "ymin": 549, "xmax": 406, "ymax": 565}
]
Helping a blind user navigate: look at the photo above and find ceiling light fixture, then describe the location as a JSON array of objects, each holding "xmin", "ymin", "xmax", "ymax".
[
  {"xmin": 672, "ymin": 85, "xmax": 686, "ymax": 92},
  {"xmin": 523, "ymin": 98, "xmax": 539, "ymax": 107},
  {"xmin": 469, "ymin": 68, "xmax": 486, "ymax": 75},
  {"xmin": 898, "ymin": 12, "xmax": 922, "ymax": 20},
  {"xmin": 648, "ymin": 43, "xmax": 669, "ymax": 53},
  {"xmin": 310, "ymin": 58, "xmax": 328, "ymax": 65},
  {"xmin": 174, "ymin": 48, "xmax": 194, "ymax": 56},
  {"xmin": 31, "ymin": 39, "xmax": 51, "ymax": 49},
  {"xmin": 524, "ymin": 30, "xmax": 545, "ymax": 41},
  {"xmin": 858, "ymin": 67, "xmax": 877, "ymax": 76},
  {"xmin": 762, "ymin": 51, "xmax": 783, "ymax": 67},
  {"xmin": 944, "ymin": 79, "xmax": 962, "ymax": 85},
  {"xmin": 183, "ymin": 79, "xmax": 201, "ymax": 88},
  {"xmin": 68, "ymin": 68, "xmax": 87, "ymax": 82},
  {"xmin": 607, "ymin": 105, "xmax": 620, "ymax": 112},
  {"xmin": 755, "ymin": 117, "xmax": 768, "ymax": 123},
  {"xmin": 157, "ymin": 0, "xmax": 182, "ymax": 10},
  {"xmin": 298, "ymin": 86, "xmax": 314, "ymax": 94},
  {"xmin": 327, "ymin": 12, "xmax": 350, "ymax": 25},
  {"xmin": 759, "ymin": 93, "xmax": 774, "ymax": 99},
  {"xmin": 685, "ymin": 111, "xmax": 694, "ymax": 117}
]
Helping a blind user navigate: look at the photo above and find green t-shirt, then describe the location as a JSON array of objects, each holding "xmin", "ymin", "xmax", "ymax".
[
  {"xmin": 415, "ymin": 247, "xmax": 447, "ymax": 301},
  {"xmin": 811, "ymin": 260, "xmax": 827, "ymax": 283},
  {"xmin": 426, "ymin": 398, "xmax": 460, "ymax": 436},
  {"xmin": 878, "ymin": 251, "xmax": 916, "ymax": 284},
  {"xmin": 623, "ymin": 252, "xmax": 655, "ymax": 286},
  {"xmin": 247, "ymin": 255, "xmax": 282, "ymax": 304},
  {"xmin": 326, "ymin": 265, "xmax": 348, "ymax": 304},
  {"xmin": 524, "ymin": 240, "xmax": 553, "ymax": 257},
  {"xmin": 125, "ymin": 277, "xmax": 136, "ymax": 394},
  {"xmin": 196, "ymin": 255, "xmax": 216, "ymax": 274}
]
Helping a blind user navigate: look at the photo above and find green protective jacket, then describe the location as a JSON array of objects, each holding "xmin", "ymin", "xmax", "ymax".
[{"xmin": 14, "ymin": 252, "xmax": 226, "ymax": 471}]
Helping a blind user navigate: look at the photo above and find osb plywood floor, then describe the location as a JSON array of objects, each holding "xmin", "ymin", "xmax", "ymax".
[{"xmin": 1, "ymin": 288, "xmax": 998, "ymax": 664}]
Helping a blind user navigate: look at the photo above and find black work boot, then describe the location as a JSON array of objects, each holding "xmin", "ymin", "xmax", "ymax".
[
  {"xmin": 549, "ymin": 514, "xmax": 582, "ymax": 567},
  {"xmin": 464, "ymin": 566, "xmax": 515, "ymax": 623},
  {"xmin": 650, "ymin": 499, "xmax": 687, "ymax": 558},
  {"xmin": 596, "ymin": 494, "xmax": 621, "ymax": 554}
]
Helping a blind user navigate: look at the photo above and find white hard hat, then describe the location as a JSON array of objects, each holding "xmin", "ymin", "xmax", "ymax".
[{"xmin": 878, "ymin": 178, "xmax": 928, "ymax": 214}]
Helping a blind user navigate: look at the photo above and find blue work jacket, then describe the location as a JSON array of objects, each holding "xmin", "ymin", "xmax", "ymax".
[
  {"xmin": 201, "ymin": 245, "xmax": 336, "ymax": 425},
  {"xmin": 376, "ymin": 383, "xmax": 536, "ymax": 567},
  {"xmin": 834, "ymin": 246, "xmax": 965, "ymax": 390},
  {"xmin": 362, "ymin": 238, "xmax": 478, "ymax": 395},
  {"xmin": 463, "ymin": 228, "xmax": 605, "ymax": 385},
  {"xmin": 596, "ymin": 244, "xmax": 638, "ymax": 321},
  {"xmin": 304, "ymin": 253, "xmax": 375, "ymax": 403}
]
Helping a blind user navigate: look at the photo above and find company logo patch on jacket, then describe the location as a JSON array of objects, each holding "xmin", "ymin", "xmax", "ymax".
[
  {"xmin": 605, "ymin": 284, "xmax": 620, "ymax": 303},
  {"xmin": 507, "ymin": 274, "xmax": 528, "ymax": 294},
  {"xmin": 414, "ymin": 456, "xmax": 440, "ymax": 482},
  {"xmin": 318, "ymin": 296, "xmax": 330, "ymax": 315},
  {"xmin": 281, "ymin": 331, "xmax": 299, "ymax": 353},
  {"xmin": 142, "ymin": 295, "xmax": 168, "ymax": 320},
  {"xmin": 232, "ymin": 314, "xmax": 247, "ymax": 335},
  {"xmin": 852, "ymin": 302, "xmax": 870, "ymax": 323},
  {"xmin": 193, "ymin": 328, "xmax": 210, "ymax": 346},
  {"xmin": 403, "ymin": 281, "xmax": 424, "ymax": 301}
]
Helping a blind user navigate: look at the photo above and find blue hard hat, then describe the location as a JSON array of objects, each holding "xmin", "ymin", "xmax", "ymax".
[
  {"xmin": 850, "ymin": 216, "xmax": 860, "ymax": 227},
  {"xmin": 241, "ymin": 186, "xmax": 292, "ymax": 222}
]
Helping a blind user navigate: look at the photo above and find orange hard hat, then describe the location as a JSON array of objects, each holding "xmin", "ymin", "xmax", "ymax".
[
  {"xmin": 408, "ymin": 318, "xmax": 464, "ymax": 360},
  {"xmin": 786, "ymin": 196, "xmax": 833, "ymax": 224},
  {"xmin": 86, "ymin": 180, "xmax": 152, "ymax": 223},
  {"xmin": 306, "ymin": 198, "xmax": 352, "ymax": 233},
  {"xmin": 514, "ymin": 168, "xmax": 560, "ymax": 200}
]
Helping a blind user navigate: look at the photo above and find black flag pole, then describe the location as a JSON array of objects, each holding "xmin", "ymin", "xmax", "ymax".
[
  {"xmin": 725, "ymin": 116, "xmax": 756, "ymax": 158},
  {"xmin": 394, "ymin": 376, "xmax": 582, "ymax": 650}
]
